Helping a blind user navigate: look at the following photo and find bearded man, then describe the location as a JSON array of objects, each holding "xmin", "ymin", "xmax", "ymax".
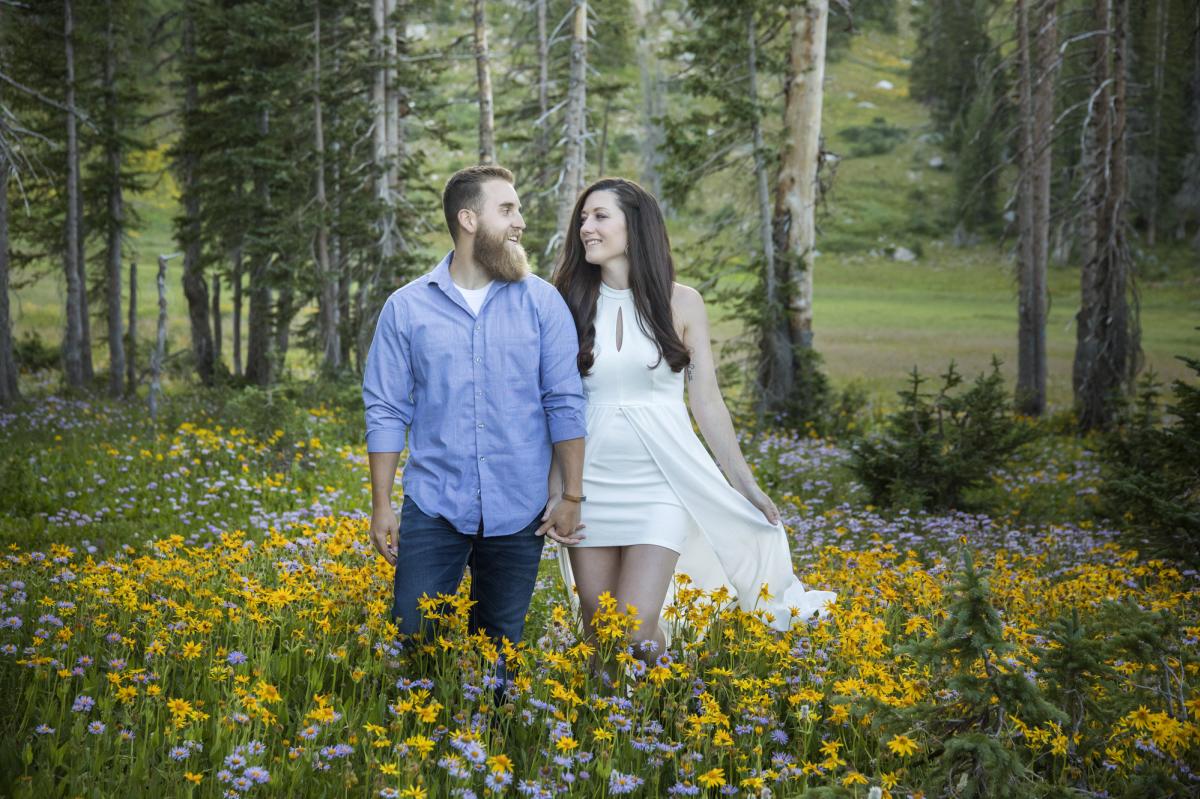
[{"xmin": 363, "ymin": 165, "xmax": 587, "ymax": 661}]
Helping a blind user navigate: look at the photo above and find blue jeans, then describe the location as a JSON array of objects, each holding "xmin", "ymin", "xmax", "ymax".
[{"xmin": 391, "ymin": 495, "xmax": 545, "ymax": 647}]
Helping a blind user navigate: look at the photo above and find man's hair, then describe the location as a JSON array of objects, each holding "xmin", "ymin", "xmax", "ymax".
[{"xmin": 442, "ymin": 165, "xmax": 515, "ymax": 242}]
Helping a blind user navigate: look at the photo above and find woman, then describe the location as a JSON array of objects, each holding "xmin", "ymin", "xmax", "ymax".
[{"xmin": 547, "ymin": 177, "xmax": 836, "ymax": 660}]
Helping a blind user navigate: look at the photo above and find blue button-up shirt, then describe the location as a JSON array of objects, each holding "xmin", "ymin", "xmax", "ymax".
[{"xmin": 363, "ymin": 251, "xmax": 587, "ymax": 536}]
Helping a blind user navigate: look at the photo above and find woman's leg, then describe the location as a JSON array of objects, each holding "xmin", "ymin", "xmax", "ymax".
[
  {"xmin": 567, "ymin": 546, "xmax": 623, "ymax": 641},
  {"xmin": 614, "ymin": 544, "xmax": 679, "ymax": 662}
]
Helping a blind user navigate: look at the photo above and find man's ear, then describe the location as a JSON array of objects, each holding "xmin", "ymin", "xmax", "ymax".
[{"xmin": 458, "ymin": 208, "xmax": 477, "ymax": 236}]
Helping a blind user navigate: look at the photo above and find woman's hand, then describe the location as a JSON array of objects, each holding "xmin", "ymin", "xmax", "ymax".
[{"xmin": 739, "ymin": 482, "xmax": 780, "ymax": 525}]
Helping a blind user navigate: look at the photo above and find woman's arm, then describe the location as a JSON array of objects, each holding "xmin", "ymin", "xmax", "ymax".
[{"xmin": 675, "ymin": 285, "xmax": 780, "ymax": 525}]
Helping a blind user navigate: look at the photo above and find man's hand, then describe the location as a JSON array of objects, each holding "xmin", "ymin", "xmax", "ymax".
[
  {"xmin": 370, "ymin": 505, "xmax": 400, "ymax": 565},
  {"xmin": 537, "ymin": 496, "xmax": 586, "ymax": 546}
]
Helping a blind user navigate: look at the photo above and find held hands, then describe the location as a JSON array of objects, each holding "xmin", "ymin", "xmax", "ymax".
[
  {"xmin": 537, "ymin": 495, "xmax": 587, "ymax": 546},
  {"xmin": 369, "ymin": 504, "xmax": 400, "ymax": 565}
]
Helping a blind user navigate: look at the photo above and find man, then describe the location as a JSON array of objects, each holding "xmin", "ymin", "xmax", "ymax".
[{"xmin": 363, "ymin": 164, "xmax": 586, "ymax": 655}]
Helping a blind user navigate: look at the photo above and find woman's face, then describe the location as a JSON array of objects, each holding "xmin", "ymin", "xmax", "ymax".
[{"xmin": 578, "ymin": 190, "xmax": 628, "ymax": 266}]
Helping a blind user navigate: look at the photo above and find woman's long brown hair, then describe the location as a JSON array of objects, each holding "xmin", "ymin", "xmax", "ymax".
[{"xmin": 552, "ymin": 177, "xmax": 691, "ymax": 376}]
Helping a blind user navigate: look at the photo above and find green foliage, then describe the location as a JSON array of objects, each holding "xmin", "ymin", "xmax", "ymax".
[
  {"xmin": 888, "ymin": 550, "xmax": 1066, "ymax": 798},
  {"xmin": 12, "ymin": 332, "xmax": 59, "ymax": 374},
  {"xmin": 850, "ymin": 358, "xmax": 1040, "ymax": 510},
  {"xmin": 838, "ymin": 116, "xmax": 906, "ymax": 158},
  {"xmin": 1099, "ymin": 353, "xmax": 1200, "ymax": 566}
]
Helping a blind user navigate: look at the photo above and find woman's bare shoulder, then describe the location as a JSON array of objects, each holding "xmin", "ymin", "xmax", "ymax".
[{"xmin": 670, "ymin": 282, "xmax": 705, "ymax": 315}]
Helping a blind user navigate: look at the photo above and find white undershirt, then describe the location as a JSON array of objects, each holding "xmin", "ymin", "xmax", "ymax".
[{"xmin": 456, "ymin": 281, "xmax": 493, "ymax": 315}]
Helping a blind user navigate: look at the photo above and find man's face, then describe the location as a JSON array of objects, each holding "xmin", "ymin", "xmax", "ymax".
[{"xmin": 470, "ymin": 180, "xmax": 529, "ymax": 282}]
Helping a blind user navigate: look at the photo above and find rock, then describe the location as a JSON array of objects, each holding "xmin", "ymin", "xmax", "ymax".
[
  {"xmin": 856, "ymin": 101, "xmax": 877, "ymax": 109},
  {"xmin": 846, "ymin": 91, "xmax": 857, "ymax": 99},
  {"xmin": 875, "ymin": 79, "xmax": 894, "ymax": 90},
  {"xmin": 406, "ymin": 22, "xmax": 428, "ymax": 40},
  {"xmin": 906, "ymin": 170, "xmax": 921, "ymax": 182},
  {"xmin": 928, "ymin": 155, "xmax": 945, "ymax": 169},
  {"xmin": 892, "ymin": 246, "xmax": 917, "ymax": 262}
]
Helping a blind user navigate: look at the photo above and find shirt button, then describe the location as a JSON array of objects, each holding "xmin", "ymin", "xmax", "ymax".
[
  {"xmin": 477, "ymin": 423, "xmax": 484, "ymax": 429},
  {"xmin": 479, "ymin": 456, "xmax": 486, "ymax": 462},
  {"xmin": 475, "ymin": 391, "xmax": 482, "ymax": 397},
  {"xmin": 474, "ymin": 356, "xmax": 482, "ymax": 363},
  {"xmin": 475, "ymin": 325, "xmax": 481, "ymax": 332}
]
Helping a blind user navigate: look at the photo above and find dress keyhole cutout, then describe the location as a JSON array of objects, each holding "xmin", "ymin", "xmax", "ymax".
[{"xmin": 615, "ymin": 306, "xmax": 624, "ymax": 352}]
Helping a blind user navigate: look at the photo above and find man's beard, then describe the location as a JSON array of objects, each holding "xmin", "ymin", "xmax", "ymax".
[{"xmin": 474, "ymin": 222, "xmax": 530, "ymax": 282}]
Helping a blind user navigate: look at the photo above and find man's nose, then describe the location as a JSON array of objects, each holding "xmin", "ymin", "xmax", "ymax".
[{"xmin": 512, "ymin": 212, "xmax": 526, "ymax": 231}]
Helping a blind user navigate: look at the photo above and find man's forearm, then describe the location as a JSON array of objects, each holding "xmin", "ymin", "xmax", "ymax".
[
  {"xmin": 368, "ymin": 451, "xmax": 403, "ymax": 510},
  {"xmin": 552, "ymin": 437, "xmax": 584, "ymax": 496}
]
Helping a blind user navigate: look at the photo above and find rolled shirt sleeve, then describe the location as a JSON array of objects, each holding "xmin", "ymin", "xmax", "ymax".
[
  {"xmin": 538, "ymin": 290, "xmax": 587, "ymax": 443},
  {"xmin": 362, "ymin": 293, "xmax": 414, "ymax": 452}
]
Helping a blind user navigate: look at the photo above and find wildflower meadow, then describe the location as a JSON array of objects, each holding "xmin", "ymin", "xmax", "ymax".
[{"xmin": 1, "ymin": 389, "xmax": 1196, "ymax": 798}]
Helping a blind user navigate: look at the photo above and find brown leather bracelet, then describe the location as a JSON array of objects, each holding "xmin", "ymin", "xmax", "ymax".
[{"xmin": 561, "ymin": 492, "xmax": 587, "ymax": 503}]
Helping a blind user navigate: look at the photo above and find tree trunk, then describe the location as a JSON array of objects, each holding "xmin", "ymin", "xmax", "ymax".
[
  {"xmin": 232, "ymin": 246, "xmax": 242, "ymax": 377},
  {"xmin": 313, "ymin": 0, "xmax": 339, "ymax": 374},
  {"xmin": 62, "ymin": 0, "xmax": 85, "ymax": 389},
  {"xmin": 631, "ymin": 0, "xmax": 665, "ymax": 208},
  {"xmin": 273, "ymin": 286, "xmax": 293, "ymax": 378},
  {"xmin": 180, "ymin": 2, "xmax": 213, "ymax": 385},
  {"xmin": 474, "ymin": 0, "xmax": 496, "ymax": 164},
  {"xmin": 0, "ymin": 153, "xmax": 18, "ymax": 405},
  {"xmin": 245, "ymin": 108, "xmax": 273, "ymax": 387},
  {"xmin": 211, "ymin": 270, "xmax": 221, "ymax": 372},
  {"xmin": 772, "ymin": 1, "xmax": 828, "ymax": 371},
  {"xmin": 103, "ymin": 0, "xmax": 126, "ymax": 398},
  {"xmin": 1015, "ymin": 0, "xmax": 1056, "ymax": 416},
  {"xmin": 385, "ymin": 0, "xmax": 401, "ymax": 200},
  {"xmin": 748, "ymin": 8, "xmax": 786, "ymax": 416},
  {"xmin": 535, "ymin": 0, "xmax": 549, "ymax": 179},
  {"xmin": 597, "ymin": 95, "xmax": 611, "ymax": 176},
  {"xmin": 149, "ymin": 254, "xmax": 168, "ymax": 421},
  {"xmin": 554, "ymin": 0, "xmax": 588, "ymax": 262},
  {"xmin": 77, "ymin": 170, "xmax": 93, "ymax": 383},
  {"xmin": 359, "ymin": 0, "xmax": 402, "ymax": 366},
  {"xmin": 125, "ymin": 257, "xmax": 136, "ymax": 394},
  {"xmin": 1146, "ymin": 0, "xmax": 1167, "ymax": 248},
  {"xmin": 1073, "ymin": 0, "xmax": 1137, "ymax": 431}
]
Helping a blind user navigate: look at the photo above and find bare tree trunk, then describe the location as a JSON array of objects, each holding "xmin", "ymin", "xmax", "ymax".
[
  {"xmin": 385, "ymin": 0, "xmax": 401, "ymax": 197},
  {"xmin": 0, "ymin": 152, "xmax": 18, "ymax": 405},
  {"xmin": 77, "ymin": 173, "xmax": 93, "ymax": 384},
  {"xmin": 232, "ymin": 246, "xmax": 242, "ymax": 377},
  {"xmin": 1073, "ymin": 0, "xmax": 1137, "ymax": 431},
  {"xmin": 474, "ymin": 0, "xmax": 496, "ymax": 164},
  {"xmin": 313, "ymin": 0, "xmax": 339, "ymax": 374},
  {"xmin": 597, "ymin": 95, "xmax": 611, "ymax": 176},
  {"xmin": 180, "ymin": 2, "xmax": 213, "ymax": 385},
  {"xmin": 535, "ymin": 0, "xmax": 549, "ymax": 176},
  {"xmin": 631, "ymin": 0, "xmax": 665, "ymax": 207},
  {"xmin": 748, "ymin": 8, "xmax": 786, "ymax": 416},
  {"xmin": 125, "ymin": 257, "xmax": 136, "ymax": 394},
  {"xmin": 554, "ymin": 0, "xmax": 588, "ymax": 262},
  {"xmin": 211, "ymin": 271, "xmax": 221, "ymax": 372},
  {"xmin": 62, "ymin": 0, "xmax": 85, "ymax": 389},
  {"xmin": 103, "ymin": 0, "xmax": 126, "ymax": 398},
  {"xmin": 1146, "ymin": 0, "xmax": 1168, "ymax": 248},
  {"xmin": 773, "ymin": 1, "xmax": 828, "ymax": 362},
  {"xmin": 149, "ymin": 254, "xmax": 169, "ymax": 421},
  {"xmin": 273, "ymin": 286, "xmax": 293, "ymax": 377},
  {"xmin": 1015, "ymin": 0, "xmax": 1056, "ymax": 416},
  {"xmin": 245, "ymin": 108, "xmax": 273, "ymax": 387},
  {"xmin": 359, "ymin": 0, "xmax": 403, "ymax": 366}
]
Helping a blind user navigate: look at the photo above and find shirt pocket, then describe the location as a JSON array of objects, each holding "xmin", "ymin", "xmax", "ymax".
[{"xmin": 499, "ymin": 329, "xmax": 541, "ymax": 383}]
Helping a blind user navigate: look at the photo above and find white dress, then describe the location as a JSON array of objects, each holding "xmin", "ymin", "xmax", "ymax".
[{"xmin": 557, "ymin": 283, "xmax": 837, "ymax": 633}]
